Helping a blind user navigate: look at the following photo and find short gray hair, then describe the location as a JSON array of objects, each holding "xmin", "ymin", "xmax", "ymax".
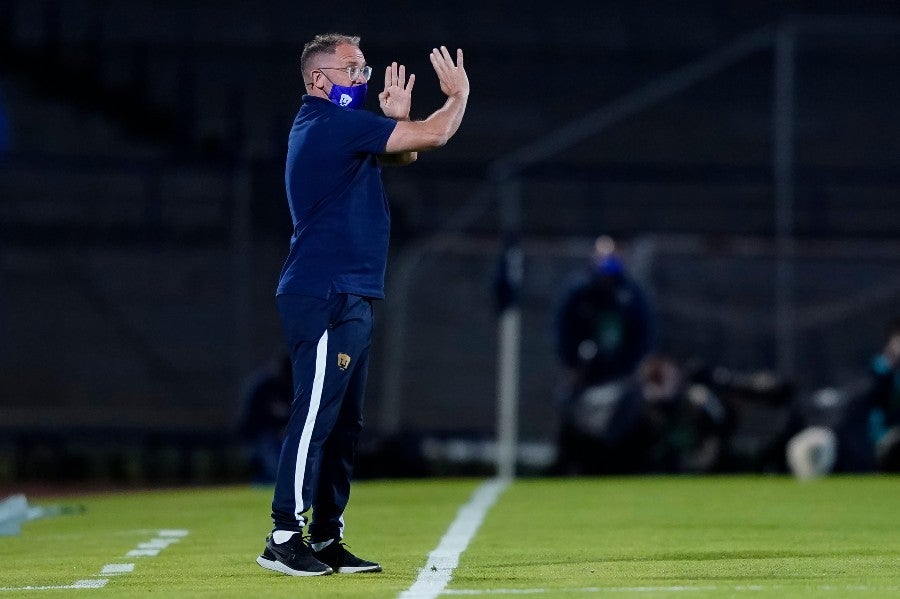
[{"xmin": 301, "ymin": 33, "xmax": 361, "ymax": 85}]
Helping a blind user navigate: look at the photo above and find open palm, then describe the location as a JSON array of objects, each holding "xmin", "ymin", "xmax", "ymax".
[{"xmin": 379, "ymin": 62, "xmax": 415, "ymax": 120}]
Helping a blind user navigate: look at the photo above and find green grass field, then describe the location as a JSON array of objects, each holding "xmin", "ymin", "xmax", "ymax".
[{"xmin": 1, "ymin": 476, "xmax": 899, "ymax": 598}]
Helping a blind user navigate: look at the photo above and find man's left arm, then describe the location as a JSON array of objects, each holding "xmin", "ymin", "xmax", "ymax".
[{"xmin": 378, "ymin": 62, "xmax": 417, "ymax": 167}]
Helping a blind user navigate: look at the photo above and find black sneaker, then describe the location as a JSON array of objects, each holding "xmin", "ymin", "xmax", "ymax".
[
  {"xmin": 256, "ymin": 533, "xmax": 333, "ymax": 576},
  {"xmin": 311, "ymin": 539, "xmax": 382, "ymax": 573}
]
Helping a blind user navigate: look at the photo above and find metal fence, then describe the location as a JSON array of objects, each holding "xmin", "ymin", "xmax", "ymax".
[{"xmin": 374, "ymin": 235, "xmax": 900, "ymax": 443}]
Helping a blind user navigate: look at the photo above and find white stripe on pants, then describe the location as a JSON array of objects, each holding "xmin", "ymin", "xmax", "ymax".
[{"xmin": 293, "ymin": 329, "xmax": 329, "ymax": 522}]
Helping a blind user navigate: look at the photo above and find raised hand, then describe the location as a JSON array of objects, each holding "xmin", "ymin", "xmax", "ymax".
[
  {"xmin": 429, "ymin": 46, "xmax": 469, "ymax": 99},
  {"xmin": 379, "ymin": 62, "xmax": 415, "ymax": 121}
]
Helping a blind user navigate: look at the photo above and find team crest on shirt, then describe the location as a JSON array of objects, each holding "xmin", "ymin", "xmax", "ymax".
[{"xmin": 337, "ymin": 353, "xmax": 351, "ymax": 371}]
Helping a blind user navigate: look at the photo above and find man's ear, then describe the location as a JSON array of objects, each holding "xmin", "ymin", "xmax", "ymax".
[{"xmin": 311, "ymin": 70, "xmax": 326, "ymax": 91}]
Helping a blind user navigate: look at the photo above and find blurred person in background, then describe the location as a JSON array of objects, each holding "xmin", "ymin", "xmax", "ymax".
[
  {"xmin": 555, "ymin": 236, "xmax": 654, "ymax": 386},
  {"xmin": 552, "ymin": 236, "xmax": 654, "ymax": 473},
  {"xmin": 786, "ymin": 317, "xmax": 900, "ymax": 478},
  {"xmin": 631, "ymin": 355, "xmax": 728, "ymax": 474},
  {"xmin": 239, "ymin": 352, "xmax": 293, "ymax": 484},
  {"xmin": 868, "ymin": 317, "xmax": 900, "ymax": 471},
  {"xmin": 256, "ymin": 33, "xmax": 469, "ymax": 577},
  {"xmin": 552, "ymin": 353, "xmax": 728, "ymax": 475}
]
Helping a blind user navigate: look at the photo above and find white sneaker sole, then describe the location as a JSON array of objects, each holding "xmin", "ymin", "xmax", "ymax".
[
  {"xmin": 256, "ymin": 556, "xmax": 332, "ymax": 576},
  {"xmin": 336, "ymin": 564, "xmax": 383, "ymax": 573}
]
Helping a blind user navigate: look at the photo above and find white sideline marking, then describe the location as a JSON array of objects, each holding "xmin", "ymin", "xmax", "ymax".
[
  {"xmin": 0, "ymin": 529, "xmax": 188, "ymax": 592},
  {"xmin": 71, "ymin": 580, "xmax": 109, "ymax": 589},
  {"xmin": 0, "ymin": 580, "xmax": 109, "ymax": 591},
  {"xmin": 127, "ymin": 531, "xmax": 184, "ymax": 557},
  {"xmin": 158, "ymin": 529, "xmax": 189, "ymax": 537},
  {"xmin": 99, "ymin": 564, "xmax": 134, "ymax": 575},
  {"xmin": 140, "ymin": 538, "xmax": 177, "ymax": 548},
  {"xmin": 399, "ymin": 478, "xmax": 510, "ymax": 599}
]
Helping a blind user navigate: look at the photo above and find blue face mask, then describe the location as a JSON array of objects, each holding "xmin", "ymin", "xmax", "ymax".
[{"xmin": 327, "ymin": 82, "xmax": 367, "ymax": 109}]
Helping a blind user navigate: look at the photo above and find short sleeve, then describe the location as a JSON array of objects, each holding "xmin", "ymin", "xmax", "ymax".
[{"xmin": 336, "ymin": 108, "xmax": 398, "ymax": 155}]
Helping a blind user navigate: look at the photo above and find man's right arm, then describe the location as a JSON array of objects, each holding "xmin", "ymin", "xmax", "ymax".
[{"xmin": 384, "ymin": 47, "xmax": 469, "ymax": 153}]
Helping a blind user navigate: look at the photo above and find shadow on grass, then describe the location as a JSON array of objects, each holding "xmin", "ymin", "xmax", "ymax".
[
  {"xmin": 600, "ymin": 548, "xmax": 900, "ymax": 562},
  {"xmin": 497, "ymin": 547, "xmax": 900, "ymax": 569}
]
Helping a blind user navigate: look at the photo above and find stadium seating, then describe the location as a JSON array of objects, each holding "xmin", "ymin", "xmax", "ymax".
[{"xmin": 1, "ymin": 1, "xmax": 898, "ymax": 480}]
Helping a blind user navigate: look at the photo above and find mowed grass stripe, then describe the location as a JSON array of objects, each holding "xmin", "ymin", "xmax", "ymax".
[
  {"xmin": 0, "ymin": 480, "xmax": 482, "ymax": 598},
  {"xmin": 0, "ymin": 476, "xmax": 898, "ymax": 598},
  {"xmin": 458, "ymin": 476, "xmax": 900, "ymax": 598},
  {"xmin": 443, "ymin": 585, "xmax": 900, "ymax": 595}
]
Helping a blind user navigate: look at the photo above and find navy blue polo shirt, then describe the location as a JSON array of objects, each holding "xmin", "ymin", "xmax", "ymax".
[{"xmin": 276, "ymin": 95, "xmax": 398, "ymax": 299}]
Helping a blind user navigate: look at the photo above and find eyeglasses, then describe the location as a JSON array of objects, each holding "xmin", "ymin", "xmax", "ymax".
[{"xmin": 318, "ymin": 65, "xmax": 373, "ymax": 82}]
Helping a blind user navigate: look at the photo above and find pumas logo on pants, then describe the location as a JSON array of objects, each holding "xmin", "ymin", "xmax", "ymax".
[{"xmin": 337, "ymin": 353, "xmax": 351, "ymax": 371}]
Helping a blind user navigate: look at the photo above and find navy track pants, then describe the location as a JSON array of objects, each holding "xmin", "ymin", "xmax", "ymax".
[{"xmin": 271, "ymin": 293, "xmax": 372, "ymax": 541}]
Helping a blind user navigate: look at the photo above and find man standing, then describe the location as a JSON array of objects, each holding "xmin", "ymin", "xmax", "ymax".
[
  {"xmin": 552, "ymin": 236, "xmax": 655, "ymax": 474},
  {"xmin": 555, "ymin": 236, "xmax": 654, "ymax": 391},
  {"xmin": 256, "ymin": 34, "xmax": 469, "ymax": 577}
]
